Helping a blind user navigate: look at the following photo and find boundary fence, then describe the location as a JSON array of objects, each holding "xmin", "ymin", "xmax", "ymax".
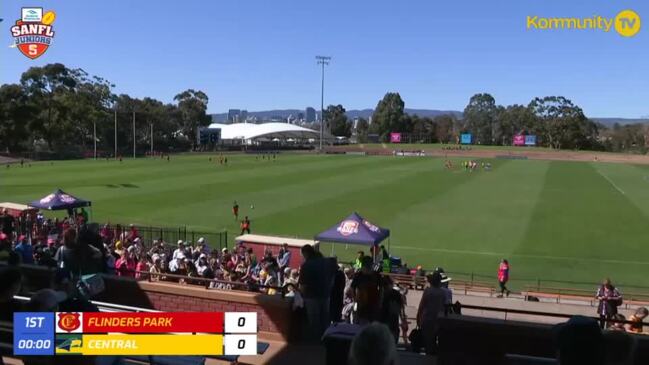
[{"xmin": 108, "ymin": 224, "xmax": 229, "ymax": 251}]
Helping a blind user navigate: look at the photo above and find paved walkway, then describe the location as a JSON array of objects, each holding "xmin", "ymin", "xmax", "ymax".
[{"xmin": 405, "ymin": 288, "xmax": 641, "ymax": 326}]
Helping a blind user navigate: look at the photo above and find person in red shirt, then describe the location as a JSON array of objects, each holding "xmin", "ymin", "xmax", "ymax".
[
  {"xmin": 240, "ymin": 216, "xmax": 251, "ymax": 235},
  {"xmin": 128, "ymin": 224, "xmax": 139, "ymax": 240},
  {"xmin": 497, "ymin": 259, "xmax": 510, "ymax": 297}
]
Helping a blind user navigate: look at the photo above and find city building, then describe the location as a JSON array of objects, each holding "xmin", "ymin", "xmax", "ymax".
[
  {"xmin": 228, "ymin": 109, "xmax": 241, "ymax": 123},
  {"xmin": 305, "ymin": 107, "xmax": 316, "ymax": 123}
]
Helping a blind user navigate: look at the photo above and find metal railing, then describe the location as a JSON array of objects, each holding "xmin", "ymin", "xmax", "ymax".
[
  {"xmin": 132, "ymin": 270, "xmax": 285, "ymax": 294},
  {"xmin": 408, "ymin": 304, "xmax": 649, "ymax": 328},
  {"xmin": 103, "ymin": 224, "xmax": 229, "ymax": 250}
]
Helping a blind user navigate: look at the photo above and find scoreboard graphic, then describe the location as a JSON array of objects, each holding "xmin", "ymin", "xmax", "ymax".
[{"xmin": 14, "ymin": 312, "xmax": 257, "ymax": 356}]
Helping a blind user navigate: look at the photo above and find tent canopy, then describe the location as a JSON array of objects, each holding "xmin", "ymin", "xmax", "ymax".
[
  {"xmin": 29, "ymin": 189, "xmax": 92, "ymax": 211},
  {"xmin": 315, "ymin": 212, "xmax": 390, "ymax": 246}
]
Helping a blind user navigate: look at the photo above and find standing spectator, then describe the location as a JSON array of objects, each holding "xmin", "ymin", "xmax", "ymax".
[
  {"xmin": 240, "ymin": 216, "xmax": 251, "ymax": 235},
  {"xmin": 596, "ymin": 278, "xmax": 623, "ymax": 329},
  {"xmin": 416, "ymin": 272, "xmax": 446, "ymax": 355},
  {"xmin": 627, "ymin": 307, "xmax": 648, "ymax": 333},
  {"xmin": 299, "ymin": 244, "xmax": 336, "ymax": 342},
  {"xmin": 330, "ymin": 259, "xmax": 346, "ymax": 323},
  {"xmin": 354, "ymin": 251, "xmax": 364, "ymax": 270},
  {"xmin": 379, "ymin": 276, "xmax": 407, "ymax": 343},
  {"xmin": 14, "ymin": 235, "xmax": 34, "ymax": 264},
  {"xmin": 351, "ymin": 256, "xmax": 383, "ymax": 324},
  {"xmin": 435, "ymin": 268, "xmax": 453, "ymax": 307},
  {"xmin": 1, "ymin": 209, "xmax": 15, "ymax": 240},
  {"xmin": 54, "ymin": 228, "xmax": 102, "ymax": 277},
  {"xmin": 278, "ymin": 243, "xmax": 291, "ymax": 277},
  {"xmin": 497, "ymin": 259, "xmax": 511, "ymax": 297}
]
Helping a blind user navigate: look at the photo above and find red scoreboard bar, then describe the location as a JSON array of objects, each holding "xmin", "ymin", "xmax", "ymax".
[{"xmin": 80, "ymin": 312, "xmax": 224, "ymax": 333}]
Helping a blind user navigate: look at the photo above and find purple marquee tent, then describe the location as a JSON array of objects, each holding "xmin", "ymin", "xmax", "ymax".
[
  {"xmin": 29, "ymin": 189, "xmax": 92, "ymax": 211},
  {"xmin": 315, "ymin": 212, "xmax": 390, "ymax": 246}
]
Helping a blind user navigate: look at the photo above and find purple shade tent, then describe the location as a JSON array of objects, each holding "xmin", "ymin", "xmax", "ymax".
[
  {"xmin": 29, "ymin": 189, "xmax": 92, "ymax": 210},
  {"xmin": 315, "ymin": 212, "xmax": 390, "ymax": 246}
]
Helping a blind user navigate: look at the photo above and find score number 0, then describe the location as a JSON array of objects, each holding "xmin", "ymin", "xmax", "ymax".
[{"xmin": 224, "ymin": 313, "xmax": 257, "ymax": 355}]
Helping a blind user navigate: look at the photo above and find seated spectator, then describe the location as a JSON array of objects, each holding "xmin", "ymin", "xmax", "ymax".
[
  {"xmin": 0, "ymin": 267, "xmax": 23, "ymax": 321},
  {"xmin": 149, "ymin": 257, "xmax": 163, "ymax": 281},
  {"xmin": 554, "ymin": 316, "xmax": 604, "ymax": 365},
  {"xmin": 115, "ymin": 250, "xmax": 136, "ymax": 277},
  {"xmin": 608, "ymin": 314, "xmax": 627, "ymax": 332},
  {"xmin": 348, "ymin": 322, "xmax": 398, "ymax": 365},
  {"xmin": 135, "ymin": 255, "xmax": 149, "ymax": 279},
  {"xmin": 627, "ymin": 307, "xmax": 648, "ymax": 333},
  {"xmin": 196, "ymin": 254, "xmax": 209, "ymax": 276},
  {"xmin": 25, "ymin": 288, "xmax": 67, "ymax": 312}
]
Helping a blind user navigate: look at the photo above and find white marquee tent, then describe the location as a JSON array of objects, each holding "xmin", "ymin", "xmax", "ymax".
[{"xmin": 207, "ymin": 122, "xmax": 333, "ymax": 143}]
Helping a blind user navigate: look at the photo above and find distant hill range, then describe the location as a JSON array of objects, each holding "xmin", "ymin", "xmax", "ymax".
[
  {"xmin": 210, "ymin": 108, "xmax": 463, "ymax": 122},
  {"xmin": 210, "ymin": 109, "xmax": 646, "ymax": 126},
  {"xmin": 591, "ymin": 118, "xmax": 649, "ymax": 127}
]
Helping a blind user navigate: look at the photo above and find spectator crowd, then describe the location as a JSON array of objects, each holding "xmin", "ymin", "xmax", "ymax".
[{"xmin": 1, "ymin": 207, "xmax": 648, "ymax": 359}]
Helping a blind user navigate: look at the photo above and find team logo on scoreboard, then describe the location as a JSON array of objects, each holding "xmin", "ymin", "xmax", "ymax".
[
  {"xmin": 55, "ymin": 334, "xmax": 83, "ymax": 355},
  {"xmin": 337, "ymin": 220, "xmax": 359, "ymax": 236},
  {"xmin": 56, "ymin": 312, "xmax": 82, "ymax": 333},
  {"xmin": 9, "ymin": 7, "xmax": 56, "ymax": 59}
]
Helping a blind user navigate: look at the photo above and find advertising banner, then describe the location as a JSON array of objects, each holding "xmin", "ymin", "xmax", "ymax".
[
  {"xmin": 390, "ymin": 133, "xmax": 401, "ymax": 143},
  {"xmin": 513, "ymin": 135, "xmax": 525, "ymax": 146},
  {"xmin": 525, "ymin": 135, "xmax": 537, "ymax": 146}
]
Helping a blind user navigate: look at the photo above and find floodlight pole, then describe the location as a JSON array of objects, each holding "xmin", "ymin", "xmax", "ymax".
[
  {"xmin": 150, "ymin": 122, "xmax": 153, "ymax": 155},
  {"xmin": 132, "ymin": 111, "xmax": 136, "ymax": 159},
  {"xmin": 114, "ymin": 107, "xmax": 117, "ymax": 159},
  {"xmin": 93, "ymin": 121, "xmax": 97, "ymax": 160},
  {"xmin": 316, "ymin": 56, "xmax": 331, "ymax": 150}
]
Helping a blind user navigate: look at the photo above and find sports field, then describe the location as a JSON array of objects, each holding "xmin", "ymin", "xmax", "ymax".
[{"xmin": 3, "ymin": 153, "xmax": 649, "ymax": 290}]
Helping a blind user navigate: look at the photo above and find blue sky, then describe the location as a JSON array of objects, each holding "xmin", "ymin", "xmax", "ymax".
[{"xmin": 1, "ymin": 0, "xmax": 647, "ymax": 117}]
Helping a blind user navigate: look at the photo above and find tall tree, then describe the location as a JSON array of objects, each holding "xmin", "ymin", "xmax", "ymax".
[
  {"xmin": 20, "ymin": 63, "xmax": 87, "ymax": 149},
  {"xmin": 433, "ymin": 114, "xmax": 457, "ymax": 144},
  {"xmin": 528, "ymin": 96, "xmax": 597, "ymax": 149},
  {"xmin": 355, "ymin": 118, "xmax": 369, "ymax": 143},
  {"xmin": 411, "ymin": 115, "xmax": 436, "ymax": 142},
  {"xmin": 372, "ymin": 92, "xmax": 406, "ymax": 141},
  {"xmin": 463, "ymin": 93, "xmax": 498, "ymax": 145},
  {"xmin": 324, "ymin": 104, "xmax": 351, "ymax": 137},
  {"xmin": 174, "ymin": 89, "xmax": 210, "ymax": 148},
  {"xmin": 0, "ymin": 84, "xmax": 34, "ymax": 152},
  {"xmin": 496, "ymin": 104, "xmax": 537, "ymax": 145}
]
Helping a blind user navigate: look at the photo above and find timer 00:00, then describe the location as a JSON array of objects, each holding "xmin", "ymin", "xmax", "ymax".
[{"xmin": 17, "ymin": 339, "xmax": 51, "ymax": 349}]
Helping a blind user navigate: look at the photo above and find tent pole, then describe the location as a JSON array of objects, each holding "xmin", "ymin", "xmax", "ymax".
[{"xmin": 330, "ymin": 243, "xmax": 334, "ymax": 257}]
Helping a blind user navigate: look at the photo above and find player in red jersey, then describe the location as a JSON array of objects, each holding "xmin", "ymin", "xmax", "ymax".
[{"xmin": 232, "ymin": 201, "xmax": 239, "ymax": 220}]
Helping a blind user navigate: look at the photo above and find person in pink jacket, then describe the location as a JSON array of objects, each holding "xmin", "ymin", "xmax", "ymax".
[{"xmin": 497, "ymin": 259, "xmax": 511, "ymax": 297}]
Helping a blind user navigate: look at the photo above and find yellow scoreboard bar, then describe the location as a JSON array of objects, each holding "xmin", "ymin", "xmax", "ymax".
[{"xmin": 55, "ymin": 334, "xmax": 223, "ymax": 356}]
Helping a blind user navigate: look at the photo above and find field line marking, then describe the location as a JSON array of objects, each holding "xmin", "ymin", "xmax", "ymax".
[
  {"xmin": 595, "ymin": 169, "xmax": 625, "ymax": 195},
  {"xmin": 392, "ymin": 245, "xmax": 649, "ymax": 266}
]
